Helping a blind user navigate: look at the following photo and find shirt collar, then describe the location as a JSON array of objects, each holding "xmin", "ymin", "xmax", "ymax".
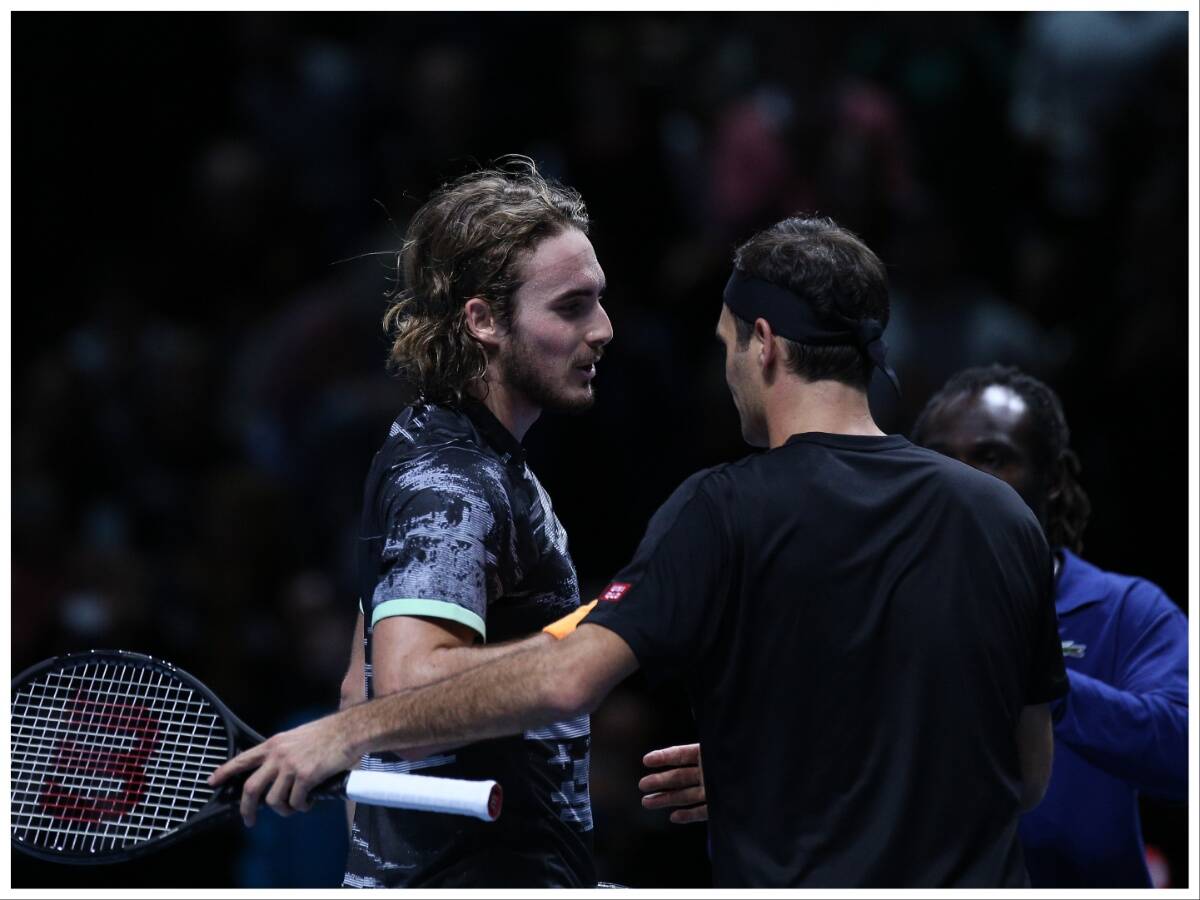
[
  {"xmin": 783, "ymin": 432, "xmax": 909, "ymax": 452},
  {"xmin": 1054, "ymin": 548, "xmax": 1108, "ymax": 614},
  {"xmin": 461, "ymin": 397, "xmax": 527, "ymax": 465}
]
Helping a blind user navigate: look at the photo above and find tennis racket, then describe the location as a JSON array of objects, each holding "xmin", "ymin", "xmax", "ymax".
[{"xmin": 10, "ymin": 649, "xmax": 503, "ymax": 865}]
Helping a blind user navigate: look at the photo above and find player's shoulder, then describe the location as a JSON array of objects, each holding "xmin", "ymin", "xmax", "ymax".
[
  {"xmin": 632, "ymin": 464, "xmax": 725, "ymax": 534},
  {"xmin": 618, "ymin": 464, "xmax": 734, "ymax": 558},
  {"xmin": 389, "ymin": 442, "xmax": 507, "ymax": 498},
  {"xmin": 913, "ymin": 443, "xmax": 1036, "ymax": 513},
  {"xmin": 660, "ymin": 463, "xmax": 736, "ymax": 509},
  {"xmin": 383, "ymin": 403, "xmax": 506, "ymax": 471},
  {"xmin": 661, "ymin": 450, "xmax": 815, "ymax": 510},
  {"xmin": 378, "ymin": 407, "xmax": 509, "ymax": 506},
  {"xmin": 373, "ymin": 444, "xmax": 512, "ymax": 539}
]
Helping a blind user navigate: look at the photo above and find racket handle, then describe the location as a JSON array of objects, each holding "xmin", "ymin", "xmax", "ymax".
[
  {"xmin": 310, "ymin": 772, "xmax": 352, "ymax": 800},
  {"xmin": 340, "ymin": 769, "xmax": 502, "ymax": 822}
]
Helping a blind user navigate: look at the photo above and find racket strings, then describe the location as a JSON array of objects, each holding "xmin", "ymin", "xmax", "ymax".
[{"xmin": 10, "ymin": 661, "xmax": 229, "ymax": 856}]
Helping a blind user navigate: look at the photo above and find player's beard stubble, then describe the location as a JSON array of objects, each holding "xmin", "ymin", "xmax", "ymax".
[{"xmin": 498, "ymin": 331, "xmax": 600, "ymax": 416}]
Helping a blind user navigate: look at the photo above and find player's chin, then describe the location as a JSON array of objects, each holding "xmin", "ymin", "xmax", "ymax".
[{"xmin": 546, "ymin": 383, "xmax": 596, "ymax": 415}]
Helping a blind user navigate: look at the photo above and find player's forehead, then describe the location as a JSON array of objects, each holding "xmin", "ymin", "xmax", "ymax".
[{"xmin": 516, "ymin": 228, "xmax": 605, "ymax": 298}]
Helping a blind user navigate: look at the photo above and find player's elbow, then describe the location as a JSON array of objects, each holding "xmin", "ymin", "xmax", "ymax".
[
  {"xmin": 543, "ymin": 676, "xmax": 587, "ymax": 720},
  {"xmin": 339, "ymin": 669, "xmax": 364, "ymax": 711},
  {"xmin": 542, "ymin": 663, "xmax": 598, "ymax": 720},
  {"xmin": 541, "ymin": 625, "xmax": 637, "ymax": 719}
]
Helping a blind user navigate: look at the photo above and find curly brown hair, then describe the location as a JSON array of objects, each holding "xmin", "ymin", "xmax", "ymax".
[{"xmin": 383, "ymin": 158, "xmax": 589, "ymax": 404}]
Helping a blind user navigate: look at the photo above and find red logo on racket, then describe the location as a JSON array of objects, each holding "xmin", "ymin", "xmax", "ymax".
[
  {"xmin": 600, "ymin": 582, "xmax": 631, "ymax": 602},
  {"xmin": 40, "ymin": 690, "xmax": 161, "ymax": 823}
]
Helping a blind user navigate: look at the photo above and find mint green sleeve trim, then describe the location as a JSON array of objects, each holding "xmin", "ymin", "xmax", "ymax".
[{"xmin": 370, "ymin": 598, "xmax": 486, "ymax": 641}]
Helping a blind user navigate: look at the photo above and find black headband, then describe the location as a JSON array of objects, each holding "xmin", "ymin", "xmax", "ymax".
[{"xmin": 723, "ymin": 270, "xmax": 901, "ymax": 396}]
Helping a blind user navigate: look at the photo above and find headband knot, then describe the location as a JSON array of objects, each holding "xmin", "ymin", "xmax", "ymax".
[{"xmin": 855, "ymin": 318, "xmax": 884, "ymax": 348}]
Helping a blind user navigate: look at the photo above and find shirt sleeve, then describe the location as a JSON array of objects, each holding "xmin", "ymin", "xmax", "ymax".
[
  {"xmin": 1054, "ymin": 580, "xmax": 1188, "ymax": 799},
  {"xmin": 584, "ymin": 469, "xmax": 731, "ymax": 686},
  {"xmin": 369, "ymin": 451, "xmax": 508, "ymax": 641},
  {"xmin": 1025, "ymin": 540, "xmax": 1069, "ymax": 705}
]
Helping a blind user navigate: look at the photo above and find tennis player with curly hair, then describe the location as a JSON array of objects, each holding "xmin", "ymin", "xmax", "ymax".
[{"xmin": 333, "ymin": 158, "xmax": 611, "ymax": 888}]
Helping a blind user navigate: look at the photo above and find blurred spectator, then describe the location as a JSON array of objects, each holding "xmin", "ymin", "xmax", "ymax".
[{"xmin": 1010, "ymin": 11, "xmax": 1187, "ymax": 219}]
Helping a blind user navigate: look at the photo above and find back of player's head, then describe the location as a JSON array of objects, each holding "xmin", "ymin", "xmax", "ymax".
[
  {"xmin": 384, "ymin": 157, "xmax": 589, "ymax": 404},
  {"xmin": 731, "ymin": 216, "xmax": 890, "ymax": 391},
  {"xmin": 912, "ymin": 364, "xmax": 1092, "ymax": 553}
]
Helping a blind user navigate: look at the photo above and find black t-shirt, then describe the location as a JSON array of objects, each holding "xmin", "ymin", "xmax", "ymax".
[
  {"xmin": 586, "ymin": 432, "xmax": 1067, "ymax": 888},
  {"xmin": 344, "ymin": 400, "xmax": 594, "ymax": 888}
]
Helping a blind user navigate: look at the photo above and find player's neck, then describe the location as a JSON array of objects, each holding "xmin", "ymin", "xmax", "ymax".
[
  {"xmin": 765, "ymin": 379, "xmax": 883, "ymax": 449},
  {"xmin": 468, "ymin": 378, "xmax": 540, "ymax": 444}
]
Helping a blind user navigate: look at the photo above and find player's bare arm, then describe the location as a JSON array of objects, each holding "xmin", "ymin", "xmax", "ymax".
[
  {"xmin": 210, "ymin": 623, "xmax": 636, "ymax": 825},
  {"xmin": 339, "ymin": 612, "xmax": 368, "ymax": 713},
  {"xmin": 371, "ymin": 614, "xmax": 556, "ymax": 759}
]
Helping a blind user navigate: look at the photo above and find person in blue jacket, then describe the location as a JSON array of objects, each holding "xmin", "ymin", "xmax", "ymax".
[{"xmin": 910, "ymin": 364, "xmax": 1188, "ymax": 887}]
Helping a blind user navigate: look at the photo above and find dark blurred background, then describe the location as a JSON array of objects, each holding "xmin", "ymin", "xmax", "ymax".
[{"xmin": 8, "ymin": 10, "xmax": 1190, "ymax": 889}]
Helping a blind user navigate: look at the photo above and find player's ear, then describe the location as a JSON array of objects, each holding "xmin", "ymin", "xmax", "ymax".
[
  {"xmin": 464, "ymin": 298, "xmax": 503, "ymax": 350},
  {"xmin": 754, "ymin": 317, "xmax": 777, "ymax": 375}
]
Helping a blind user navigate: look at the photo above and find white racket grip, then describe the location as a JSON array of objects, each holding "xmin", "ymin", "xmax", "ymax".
[{"xmin": 344, "ymin": 770, "xmax": 502, "ymax": 822}]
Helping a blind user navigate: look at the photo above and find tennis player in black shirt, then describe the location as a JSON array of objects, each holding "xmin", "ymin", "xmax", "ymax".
[{"xmin": 215, "ymin": 215, "xmax": 1067, "ymax": 887}]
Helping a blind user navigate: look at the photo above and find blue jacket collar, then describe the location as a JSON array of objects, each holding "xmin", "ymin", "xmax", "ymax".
[{"xmin": 1054, "ymin": 548, "xmax": 1109, "ymax": 614}]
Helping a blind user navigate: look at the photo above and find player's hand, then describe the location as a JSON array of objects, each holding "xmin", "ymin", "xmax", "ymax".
[
  {"xmin": 209, "ymin": 712, "xmax": 359, "ymax": 827},
  {"xmin": 640, "ymin": 742, "xmax": 707, "ymax": 823}
]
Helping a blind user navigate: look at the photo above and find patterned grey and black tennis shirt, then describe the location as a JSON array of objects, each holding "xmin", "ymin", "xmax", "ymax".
[{"xmin": 343, "ymin": 398, "xmax": 594, "ymax": 888}]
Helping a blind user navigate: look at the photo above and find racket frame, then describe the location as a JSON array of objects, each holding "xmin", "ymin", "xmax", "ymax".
[{"xmin": 10, "ymin": 649, "xmax": 261, "ymax": 865}]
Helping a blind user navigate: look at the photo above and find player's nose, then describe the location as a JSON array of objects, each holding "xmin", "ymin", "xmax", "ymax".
[{"xmin": 587, "ymin": 301, "xmax": 613, "ymax": 349}]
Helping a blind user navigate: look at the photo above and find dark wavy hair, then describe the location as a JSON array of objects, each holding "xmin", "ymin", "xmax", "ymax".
[
  {"xmin": 911, "ymin": 364, "xmax": 1092, "ymax": 553},
  {"xmin": 383, "ymin": 157, "xmax": 589, "ymax": 404},
  {"xmin": 731, "ymin": 215, "xmax": 890, "ymax": 390}
]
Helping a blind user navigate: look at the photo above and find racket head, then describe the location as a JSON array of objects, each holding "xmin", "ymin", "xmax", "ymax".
[{"xmin": 10, "ymin": 649, "xmax": 255, "ymax": 865}]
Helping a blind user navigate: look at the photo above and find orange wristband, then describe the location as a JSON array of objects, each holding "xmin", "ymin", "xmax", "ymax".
[{"xmin": 543, "ymin": 600, "xmax": 598, "ymax": 640}]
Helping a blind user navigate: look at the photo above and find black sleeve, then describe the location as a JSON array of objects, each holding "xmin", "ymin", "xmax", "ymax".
[
  {"xmin": 584, "ymin": 469, "xmax": 731, "ymax": 686},
  {"xmin": 1025, "ymin": 546, "xmax": 1069, "ymax": 705}
]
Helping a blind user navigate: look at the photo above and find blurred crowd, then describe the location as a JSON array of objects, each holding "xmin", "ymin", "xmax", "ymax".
[{"xmin": 10, "ymin": 11, "xmax": 1189, "ymax": 888}]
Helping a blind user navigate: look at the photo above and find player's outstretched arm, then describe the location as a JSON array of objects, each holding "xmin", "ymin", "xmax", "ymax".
[
  {"xmin": 371, "ymin": 614, "xmax": 556, "ymax": 760},
  {"xmin": 640, "ymin": 743, "xmax": 707, "ymax": 823},
  {"xmin": 210, "ymin": 622, "xmax": 637, "ymax": 825}
]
